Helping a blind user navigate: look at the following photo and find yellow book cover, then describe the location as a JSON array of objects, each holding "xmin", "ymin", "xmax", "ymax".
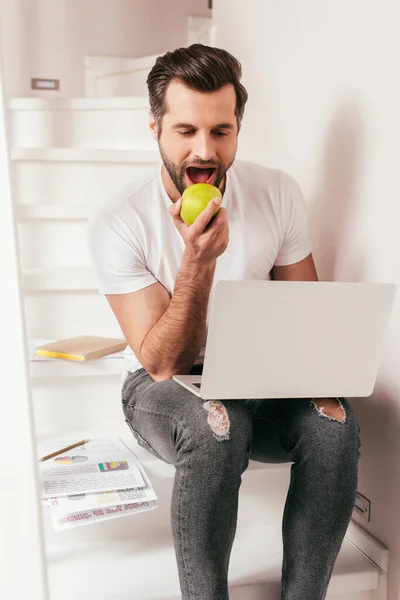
[{"xmin": 34, "ymin": 336, "xmax": 127, "ymax": 361}]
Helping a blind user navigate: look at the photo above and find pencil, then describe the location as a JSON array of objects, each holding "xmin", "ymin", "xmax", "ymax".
[{"xmin": 38, "ymin": 439, "xmax": 89, "ymax": 462}]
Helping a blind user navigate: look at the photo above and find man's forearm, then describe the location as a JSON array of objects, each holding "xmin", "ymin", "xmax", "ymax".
[{"xmin": 140, "ymin": 251, "xmax": 216, "ymax": 380}]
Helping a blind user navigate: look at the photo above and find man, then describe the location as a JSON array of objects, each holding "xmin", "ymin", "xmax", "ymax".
[{"xmin": 88, "ymin": 44, "xmax": 361, "ymax": 600}]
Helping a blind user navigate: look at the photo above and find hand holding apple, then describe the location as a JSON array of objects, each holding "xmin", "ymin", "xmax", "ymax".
[
  {"xmin": 169, "ymin": 184, "xmax": 229, "ymax": 264},
  {"xmin": 180, "ymin": 183, "xmax": 222, "ymax": 226}
]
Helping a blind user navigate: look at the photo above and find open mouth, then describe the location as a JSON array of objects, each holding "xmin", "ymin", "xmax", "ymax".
[{"xmin": 186, "ymin": 166, "xmax": 216, "ymax": 185}]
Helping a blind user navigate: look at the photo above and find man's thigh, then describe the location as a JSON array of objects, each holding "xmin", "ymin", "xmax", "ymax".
[
  {"xmin": 246, "ymin": 396, "xmax": 360, "ymax": 464},
  {"xmin": 122, "ymin": 369, "xmax": 204, "ymax": 464}
]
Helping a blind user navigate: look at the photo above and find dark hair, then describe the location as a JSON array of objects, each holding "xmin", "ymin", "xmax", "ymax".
[{"xmin": 147, "ymin": 44, "xmax": 248, "ymax": 132}]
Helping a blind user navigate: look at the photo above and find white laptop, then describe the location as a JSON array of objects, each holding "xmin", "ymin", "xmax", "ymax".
[{"xmin": 173, "ymin": 280, "xmax": 396, "ymax": 400}]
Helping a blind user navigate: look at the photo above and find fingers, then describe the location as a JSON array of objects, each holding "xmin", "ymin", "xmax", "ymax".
[
  {"xmin": 168, "ymin": 196, "xmax": 225, "ymax": 241},
  {"xmin": 169, "ymin": 198, "xmax": 185, "ymax": 228},
  {"xmin": 190, "ymin": 198, "xmax": 223, "ymax": 236},
  {"xmin": 169, "ymin": 197, "xmax": 182, "ymax": 217}
]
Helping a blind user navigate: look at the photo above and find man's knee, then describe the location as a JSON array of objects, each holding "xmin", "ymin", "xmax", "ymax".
[
  {"xmin": 174, "ymin": 397, "xmax": 252, "ymax": 456},
  {"xmin": 311, "ymin": 398, "xmax": 346, "ymax": 423},
  {"xmin": 203, "ymin": 401, "xmax": 231, "ymax": 441},
  {"xmin": 204, "ymin": 400, "xmax": 252, "ymax": 445},
  {"xmin": 306, "ymin": 397, "xmax": 361, "ymax": 461}
]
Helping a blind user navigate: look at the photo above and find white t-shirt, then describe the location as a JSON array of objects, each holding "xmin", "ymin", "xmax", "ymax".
[{"xmin": 87, "ymin": 159, "xmax": 312, "ymax": 373}]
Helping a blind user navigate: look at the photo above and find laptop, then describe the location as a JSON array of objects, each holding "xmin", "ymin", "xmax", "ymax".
[{"xmin": 173, "ymin": 280, "xmax": 396, "ymax": 400}]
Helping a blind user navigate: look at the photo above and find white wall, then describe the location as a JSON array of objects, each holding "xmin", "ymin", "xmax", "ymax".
[
  {"xmin": 0, "ymin": 0, "xmax": 211, "ymax": 98},
  {"xmin": 214, "ymin": 1, "xmax": 400, "ymax": 598}
]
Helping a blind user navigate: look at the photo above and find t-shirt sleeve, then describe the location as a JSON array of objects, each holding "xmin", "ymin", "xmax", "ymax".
[
  {"xmin": 274, "ymin": 171, "xmax": 313, "ymax": 267},
  {"xmin": 87, "ymin": 209, "xmax": 157, "ymax": 295}
]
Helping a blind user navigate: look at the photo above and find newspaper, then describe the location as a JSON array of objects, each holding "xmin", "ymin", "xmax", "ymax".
[
  {"xmin": 38, "ymin": 436, "xmax": 158, "ymax": 530},
  {"xmin": 38, "ymin": 437, "xmax": 146, "ymax": 497},
  {"xmin": 46, "ymin": 485, "xmax": 157, "ymax": 515},
  {"xmin": 50, "ymin": 500, "xmax": 158, "ymax": 531},
  {"xmin": 45, "ymin": 457, "xmax": 157, "ymax": 515}
]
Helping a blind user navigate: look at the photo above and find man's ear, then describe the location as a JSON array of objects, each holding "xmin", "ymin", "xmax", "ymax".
[{"xmin": 149, "ymin": 112, "xmax": 158, "ymax": 141}]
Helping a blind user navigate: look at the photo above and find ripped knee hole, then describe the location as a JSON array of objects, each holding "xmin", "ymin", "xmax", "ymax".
[
  {"xmin": 311, "ymin": 398, "xmax": 346, "ymax": 423},
  {"xmin": 203, "ymin": 400, "xmax": 230, "ymax": 441}
]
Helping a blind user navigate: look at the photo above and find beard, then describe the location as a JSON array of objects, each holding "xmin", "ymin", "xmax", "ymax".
[{"xmin": 158, "ymin": 142, "xmax": 233, "ymax": 197}]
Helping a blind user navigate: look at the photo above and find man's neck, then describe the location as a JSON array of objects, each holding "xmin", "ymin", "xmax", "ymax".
[{"xmin": 161, "ymin": 164, "xmax": 226, "ymax": 203}]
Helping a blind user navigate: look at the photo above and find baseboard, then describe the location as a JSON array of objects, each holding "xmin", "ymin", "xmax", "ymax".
[
  {"xmin": 346, "ymin": 520, "xmax": 389, "ymax": 600},
  {"xmin": 346, "ymin": 520, "xmax": 389, "ymax": 572},
  {"xmin": 374, "ymin": 571, "xmax": 388, "ymax": 600}
]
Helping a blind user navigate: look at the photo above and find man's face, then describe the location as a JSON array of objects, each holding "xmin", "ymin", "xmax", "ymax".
[{"xmin": 150, "ymin": 80, "xmax": 239, "ymax": 199}]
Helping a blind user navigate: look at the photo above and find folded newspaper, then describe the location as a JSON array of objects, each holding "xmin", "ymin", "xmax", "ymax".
[{"xmin": 37, "ymin": 436, "xmax": 157, "ymax": 531}]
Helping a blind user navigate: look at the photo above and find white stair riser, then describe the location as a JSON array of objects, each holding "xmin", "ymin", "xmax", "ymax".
[
  {"xmin": 24, "ymin": 292, "xmax": 122, "ymax": 341},
  {"xmin": 18, "ymin": 221, "xmax": 93, "ymax": 269},
  {"xmin": 32, "ymin": 379, "xmax": 127, "ymax": 438},
  {"xmin": 42, "ymin": 470, "xmax": 290, "ymax": 548},
  {"xmin": 10, "ymin": 109, "xmax": 156, "ymax": 149},
  {"xmin": 41, "ymin": 470, "xmax": 290, "ymax": 548},
  {"xmin": 95, "ymin": 69, "xmax": 149, "ymax": 97},
  {"xmin": 14, "ymin": 161, "xmax": 157, "ymax": 205},
  {"xmin": 23, "ymin": 266, "xmax": 97, "ymax": 291},
  {"xmin": 29, "ymin": 359, "xmax": 125, "ymax": 379}
]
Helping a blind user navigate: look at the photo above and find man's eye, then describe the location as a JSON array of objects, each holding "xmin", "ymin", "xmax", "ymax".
[{"xmin": 178, "ymin": 130, "xmax": 228, "ymax": 137}]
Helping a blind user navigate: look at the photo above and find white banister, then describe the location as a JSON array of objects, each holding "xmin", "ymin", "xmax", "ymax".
[{"xmin": 0, "ymin": 56, "xmax": 49, "ymax": 600}]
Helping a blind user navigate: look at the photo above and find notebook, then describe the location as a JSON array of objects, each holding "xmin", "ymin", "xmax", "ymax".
[{"xmin": 34, "ymin": 336, "xmax": 127, "ymax": 362}]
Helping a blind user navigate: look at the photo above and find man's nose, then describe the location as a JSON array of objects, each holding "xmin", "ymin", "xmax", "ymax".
[{"xmin": 192, "ymin": 133, "xmax": 216, "ymax": 162}]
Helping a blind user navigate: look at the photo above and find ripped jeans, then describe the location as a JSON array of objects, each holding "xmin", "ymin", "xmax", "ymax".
[{"xmin": 121, "ymin": 365, "xmax": 361, "ymax": 600}]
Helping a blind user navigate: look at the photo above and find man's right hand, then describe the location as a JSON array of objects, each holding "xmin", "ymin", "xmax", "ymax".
[{"xmin": 169, "ymin": 197, "xmax": 229, "ymax": 263}]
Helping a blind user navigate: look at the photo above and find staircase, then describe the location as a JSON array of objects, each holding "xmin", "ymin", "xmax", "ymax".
[{"xmin": 7, "ymin": 96, "xmax": 388, "ymax": 600}]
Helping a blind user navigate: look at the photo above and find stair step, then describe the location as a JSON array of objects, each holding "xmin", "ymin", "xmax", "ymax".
[
  {"xmin": 9, "ymin": 97, "xmax": 150, "ymax": 110},
  {"xmin": 11, "ymin": 147, "xmax": 160, "ymax": 163},
  {"xmin": 29, "ymin": 355, "xmax": 127, "ymax": 379},
  {"xmin": 23, "ymin": 265, "xmax": 97, "ymax": 291},
  {"xmin": 17, "ymin": 204, "xmax": 94, "ymax": 220},
  {"xmin": 25, "ymin": 296, "xmax": 124, "ymax": 354},
  {"xmin": 45, "ymin": 524, "xmax": 379, "ymax": 600},
  {"xmin": 13, "ymin": 155, "xmax": 157, "ymax": 206},
  {"xmin": 8, "ymin": 98, "xmax": 155, "ymax": 149}
]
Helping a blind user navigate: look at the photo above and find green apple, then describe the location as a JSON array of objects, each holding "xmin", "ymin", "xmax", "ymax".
[{"xmin": 180, "ymin": 183, "xmax": 222, "ymax": 226}]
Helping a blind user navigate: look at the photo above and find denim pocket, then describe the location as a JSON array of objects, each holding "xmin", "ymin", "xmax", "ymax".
[
  {"xmin": 121, "ymin": 368, "xmax": 147, "ymax": 407},
  {"xmin": 124, "ymin": 418, "xmax": 165, "ymax": 461}
]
